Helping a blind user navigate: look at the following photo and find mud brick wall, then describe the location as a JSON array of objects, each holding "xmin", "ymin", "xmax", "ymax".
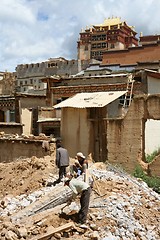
[
  {"xmin": 107, "ymin": 95, "xmax": 160, "ymax": 175},
  {"xmin": 0, "ymin": 139, "xmax": 49, "ymax": 163},
  {"xmin": 149, "ymin": 156, "xmax": 160, "ymax": 177}
]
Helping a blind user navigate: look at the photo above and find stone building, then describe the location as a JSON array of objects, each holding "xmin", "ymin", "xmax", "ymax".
[
  {"xmin": 0, "ymin": 95, "xmax": 22, "ymax": 134},
  {"xmin": 77, "ymin": 17, "xmax": 138, "ymax": 61},
  {"xmin": 15, "ymin": 57, "xmax": 91, "ymax": 94},
  {"xmin": 0, "ymin": 71, "xmax": 16, "ymax": 96},
  {"xmin": 41, "ymin": 70, "xmax": 143, "ymax": 140},
  {"xmin": 43, "ymin": 71, "xmax": 142, "ymax": 108},
  {"xmin": 0, "ymin": 72, "xmax": 21, "ymax": 134},
  {"xmin": 15, "ymin": 93, "xmax": 46, "ymax": 136}
]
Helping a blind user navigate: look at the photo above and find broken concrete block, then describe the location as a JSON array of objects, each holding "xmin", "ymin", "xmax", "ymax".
[
  {"xmin": 90, "ymin": 223, "xmax": 99, "ymax": 231},
  {"xmin": 89, "ymin": 231, "xmax": 100, "ymax": 240},
  {"xmin": 5, "ymin": 230, "xmax": 18, "ymax": 240},
  {"xmin": 15, "ymin": 226, "xmax": 28, "ymax": 238}
]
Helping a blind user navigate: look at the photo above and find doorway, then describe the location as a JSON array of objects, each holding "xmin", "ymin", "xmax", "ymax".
[
  {"xmin": 145, "ymin": 119, "xmax": 160, "ymax": 155},
  {"xmin": 90, "ymin": 108, "xmax": 107, "ymax": 162}
]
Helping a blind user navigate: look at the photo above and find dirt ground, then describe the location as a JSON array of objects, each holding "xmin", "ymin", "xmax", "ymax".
[
  {"xmin": 0, "ymin": 156, "xmax": 57, "ymax": 198},
  {"xmin": 0, "ymin": 156, "xmax": 160, "ymax": 240}
]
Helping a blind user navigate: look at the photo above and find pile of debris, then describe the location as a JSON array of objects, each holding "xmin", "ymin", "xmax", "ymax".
[
  {"xmin": 0, "ymin": 157, "xmax": 159, "ymax": 240},
  {"xmin": 0, "ymin": 132, "xmax": 50, "ymax": 141}
]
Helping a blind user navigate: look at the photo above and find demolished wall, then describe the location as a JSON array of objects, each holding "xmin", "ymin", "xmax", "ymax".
[
  {"xmin": 61, "ymin": 94, "xmax": 160, "ymax": 176},
  {"xmin": 107, "ymin": 96, "xmax": 145, "ymax": 173},
  {"xmin": 0, "ymin": 134, "xmax": 51, "ymax": 163},
  {"xmin": 148, "ymin": 155, "xmax": 160, "ymax": 177},
  {"xmin": 107, "ymin": 94, "xmax": 160, "ymax": 175},
  {"xmin": 0, "ymin": 123, "xmax": 22, "ymax": 135}
]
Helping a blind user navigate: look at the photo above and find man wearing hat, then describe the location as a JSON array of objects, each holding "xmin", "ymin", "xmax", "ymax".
[
  {"xmin": 76, "ymin": 152, "xmax": 88, "ymax": 174},
  {"xmin": 64, "ymin": 175, "xmax": 91, "ymax": 225},
  {"xmin": 70, "ymin": 152, "xmax": 88, "ymax": 178}
]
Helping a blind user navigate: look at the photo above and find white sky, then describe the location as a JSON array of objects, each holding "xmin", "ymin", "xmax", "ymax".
[{"xmin": 0, "ymin": 0, "xmax": 159, "ymax": 72}]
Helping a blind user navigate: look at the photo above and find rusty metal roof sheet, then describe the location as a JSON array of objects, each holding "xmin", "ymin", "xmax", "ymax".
[{"xmin": 53, "ymin": 91, "xmax": 127, "ymax": 108}]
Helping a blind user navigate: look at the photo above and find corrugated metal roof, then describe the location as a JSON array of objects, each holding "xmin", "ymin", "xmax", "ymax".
[
  {"xmin": 53, "ymin": 91, "xmax": 127, "ymax": 108},
  {"xmin": 37, "ymin": 118, "xmax": 61, "ymax": 123},
  {"xmin": 73, "ymin": 72, "xmax": 128, "ymax": 78}
]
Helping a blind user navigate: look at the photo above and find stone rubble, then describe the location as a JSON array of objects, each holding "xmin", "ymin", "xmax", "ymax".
[
  {"xmin": 0, "ymin": 162, "xmax": 160, "ymax": 239},
  {"xmin": 0, "ymin": 132, "xmax": 50, "ymax": 141}
]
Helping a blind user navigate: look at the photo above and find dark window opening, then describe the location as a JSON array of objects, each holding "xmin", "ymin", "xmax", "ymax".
[
  {"xmin": 10, "ymin": 110, "xmax": 15, "ymax": 122},
  {"xmin": 111, "ymin": 44, "xmax": 115, "ymax": 49}
]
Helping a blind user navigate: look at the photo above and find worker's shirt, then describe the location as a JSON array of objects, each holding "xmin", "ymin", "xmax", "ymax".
[
  {"xmin": 69, "ymin": 178, "xmax": 90, "ymax": 199},
  {"xmin": 56, "ymin": 147, "xmax": 69, "ymax": 167}
]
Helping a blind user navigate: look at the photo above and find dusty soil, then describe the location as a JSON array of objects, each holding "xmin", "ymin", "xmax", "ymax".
[{"xmin": 0, "ymin": 156, "xmax": 57, "ymax": 198}]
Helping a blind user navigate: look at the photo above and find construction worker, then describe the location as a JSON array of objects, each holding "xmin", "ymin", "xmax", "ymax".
[
  {"xmin": 73, "ymin": 152, "xmax": 88, "ymax": 176},
  {"xmin": 70, "ymin": 159, "xmax": 82, "ymax": 177},
  {"xmin": 64, "ymin": 175, "xmax": 91, "ymax": 225},
  {"xmin": 54, "ymin": 142, "xmax": 69, "ymax": 184}
]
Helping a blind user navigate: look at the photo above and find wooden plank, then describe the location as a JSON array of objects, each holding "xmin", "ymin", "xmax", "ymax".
[
  {"xmin": 92, "ymin": 175, "xmax": 102, "ymax": 196},
  {"xmin": 84, "ymin": 168, "xmax": 89, "ymax": 184},
  {"xmin": 30, "ymin": 222, "xmax": 75, "ymax": 240}
]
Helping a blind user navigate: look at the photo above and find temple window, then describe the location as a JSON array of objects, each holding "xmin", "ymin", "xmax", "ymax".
[{"xmin": 10, "ymin": 110, "xmax": 15, "ymax": 122}]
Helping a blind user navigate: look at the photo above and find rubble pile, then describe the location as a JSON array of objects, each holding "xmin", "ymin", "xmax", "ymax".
[
  {"xmin": 0, "ymin": 156, "xmax": 56, "ymax": 197},
  {"xmin": 0, "ymin": 158, "xmax": 160, "ymax": 240},
  {"xmin": 0, "ymin": 132, "xmax": 50, "ymax": 141}
]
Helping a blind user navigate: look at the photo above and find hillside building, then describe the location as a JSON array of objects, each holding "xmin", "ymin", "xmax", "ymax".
[
  {"xmin": 0, "ymin": 71, "xmax": 15, "ymax": 96},
  {"xmin": 15, "ymin": 58, "xmax": 91, "ymax": 94},
  {"xmin": 77, "ymin": 17, "xmax": 138, "ymax": 61}
]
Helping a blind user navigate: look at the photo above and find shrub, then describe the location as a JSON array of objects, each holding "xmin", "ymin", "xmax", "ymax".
[
  {"xmin": 133, "ymin": 165, "xmax": 160, "ymax": 194},
  {"xmin": 145, "ymin": 148, "xmax": 160, "ymax": 163}
]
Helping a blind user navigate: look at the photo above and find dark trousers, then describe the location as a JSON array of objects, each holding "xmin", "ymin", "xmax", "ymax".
[
  {"xmin": 78, "ymin": 187, "xmax": 91, "ymax": 224},
  {"xmin": 58, "ymin": 166, "xmax": 67, "ymax": 182}
]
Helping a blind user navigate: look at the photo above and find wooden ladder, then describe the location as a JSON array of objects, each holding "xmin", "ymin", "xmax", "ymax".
[{"xmin": 123, "ymin": 75, "xmax": 134, "ymax": 108}]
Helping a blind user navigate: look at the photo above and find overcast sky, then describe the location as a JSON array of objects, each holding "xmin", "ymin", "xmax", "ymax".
[{"xmin": 0, "ymin": 0, "xmax": 159, "ymax": 72}]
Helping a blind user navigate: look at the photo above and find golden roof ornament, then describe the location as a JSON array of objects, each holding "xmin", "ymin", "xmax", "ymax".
[{"xmin": 94, "ymin": 17, "xmax": 123, "ymax": 28}]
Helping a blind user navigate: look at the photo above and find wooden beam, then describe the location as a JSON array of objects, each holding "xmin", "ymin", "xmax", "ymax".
[
  {"xmin": 92, "ymin": 175, "xmax": 102, "ymax": 196},
  {"xmin": 84, "ymin": 168, "xmax": 89, "ymax": 184},
  {"xmin": 30, "ymin": 222, "xmax": 75, "ymax": 240}
]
